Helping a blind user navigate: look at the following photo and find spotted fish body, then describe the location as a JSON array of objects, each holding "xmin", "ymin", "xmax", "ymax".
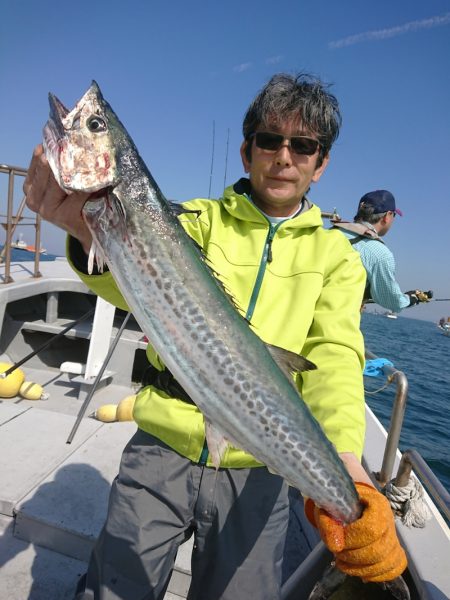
[{"xmin": 43, "ymin": 81, "xmax": 362, "ymax": 524}]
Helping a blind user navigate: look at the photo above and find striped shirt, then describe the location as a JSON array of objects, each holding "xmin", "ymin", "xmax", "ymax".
[{"xmin": 340, "ymin": 230, "xmax": 410, "ymax": 312}]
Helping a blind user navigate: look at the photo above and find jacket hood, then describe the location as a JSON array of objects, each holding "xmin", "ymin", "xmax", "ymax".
[{"xmin": 222, "ymin": 178, "xmax": 324, "ymax": 230}]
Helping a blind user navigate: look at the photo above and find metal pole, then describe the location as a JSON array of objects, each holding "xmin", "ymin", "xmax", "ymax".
[
  {"xmin": 33, "ymin": 213, "xmax": 43, "ymax": 278},
  {"xmin": 0, "ymin": 308, "xmax": 95, "ymax": 378},
  {"xmin": 378, "ymin": 370, "xmax": 408, "ymax": 486},
  {"xmin": 0, "ymin": 195, "xmax": 27, "ymax": 264},
  {"xmin": 208, "ymin": 120, "xmax": 215, "ymax": 199},
  {"xmin": 395, "ymin": 449, "xmax": 450, "ymax": 521},
  {"xmin": 66, "ymin": 312, "xmax": 131, "ymax": 444},
  {"xmin": 365, "ymin": 349, "xmax": 409, "ymax": 487},
  {"xmin": 3, "ymin": 169, "xmax": 16, "ymax": 283}
]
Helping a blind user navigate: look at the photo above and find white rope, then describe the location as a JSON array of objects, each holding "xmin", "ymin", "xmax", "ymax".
[
  {"xmin": 364, "ymin": 372, "xmax": 397, "ymax": 396},
  {"xmin": 384, "ymin": 476, "xmax": 432, "ymax": 528}
]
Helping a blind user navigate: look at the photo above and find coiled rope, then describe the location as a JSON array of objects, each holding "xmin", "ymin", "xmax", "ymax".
[{"xmin": 384, "ymin": 476, "xmax": 432, "ymax": 528}]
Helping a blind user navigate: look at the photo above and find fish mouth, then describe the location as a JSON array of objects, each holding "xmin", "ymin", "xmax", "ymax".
[
  {"xmin": 49, "ymin": 93, "xmax": 69, "ymax": 132},
  {"xmin": 43, "ymin": 93, "xmax": 69, "ymax": 176},
  {"xmin": 44, "ymin": 93, "xmax": 69, "ymax": 146}
]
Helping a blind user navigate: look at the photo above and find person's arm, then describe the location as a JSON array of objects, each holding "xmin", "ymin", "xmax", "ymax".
[
  {"xmin": 339, "ymin": 452, "xmax": 373, "ymax": 485},
  {"xmin": 299, "ymin": 235, "xmax": 407, "ymax": 582},
  {"xmin": 298, "ymin": 237, "xmax": 366, "ymax": 459},
  {"xmin": 365, "ymin": 244, "xmax": 410, "ymax": 312}
]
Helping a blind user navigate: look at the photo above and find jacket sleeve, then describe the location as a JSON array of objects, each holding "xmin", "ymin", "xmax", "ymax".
[
  {"xmin": 66, "ymin": 236, "xmax": 131, "ymax": 311},
  {"xmin": 66, "ymin": 199, "xmax": 210, "ymax": 309},
  {"xmin": 298, "ymin": 238, "xmax": 367, "ymax": 459}
]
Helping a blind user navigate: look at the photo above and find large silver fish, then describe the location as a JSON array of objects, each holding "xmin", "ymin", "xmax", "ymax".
[{"xmin": 43, "ymin": 81, "xmax": 362, "ymax": 524}]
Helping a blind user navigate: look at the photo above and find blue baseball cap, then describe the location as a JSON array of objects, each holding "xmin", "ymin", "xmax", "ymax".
[{"xmin": 358, "ymin": 190, "xmax": 403, "ymax": 216}]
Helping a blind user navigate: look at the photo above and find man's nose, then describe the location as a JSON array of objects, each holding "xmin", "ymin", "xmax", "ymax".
[{"xmin": 275, "ymin": 142, "xmax": 292, "ymax": 166}]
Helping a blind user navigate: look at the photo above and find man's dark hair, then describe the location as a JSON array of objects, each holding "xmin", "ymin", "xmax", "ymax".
[
  {"xmin": 242, "ymin": 72, "xmax": 342, "ymax": 167},
  {"xmin": 354, "ymin": 204, "xmax": 387, "ymax": 224}
]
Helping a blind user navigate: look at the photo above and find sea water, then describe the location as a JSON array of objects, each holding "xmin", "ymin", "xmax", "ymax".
[{"xmin": 361, "ymin": 312, "xmax": 450, "ymax": 493}]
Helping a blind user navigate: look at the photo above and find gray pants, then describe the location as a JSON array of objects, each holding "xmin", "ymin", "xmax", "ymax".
[{"xmin": 76, "ymin": 429, "xmax": 289, "ymax": 600}]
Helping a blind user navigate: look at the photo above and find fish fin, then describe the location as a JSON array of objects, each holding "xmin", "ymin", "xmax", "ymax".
[
  {"xmin": 201, "ymin": 255, "xmax": 248, "ymax": 316},
  {"xmin": 308, "ymin": 564, "xmax": 347, "ymax": 599},
  {"xmin": 266, "ymin": 345, "xmax": 317, "ymax": 379},
  {"xmin": 379, "ymin": 576, "xmax": 411, "ymax": 600},
  {"xmin": 169, "ymin": 201, "xmax": 203, "ymax": 220},
  {"xmin": 308, "ymin": 565, "xmax": 411, "ymax": 600},
  {"xmin": 205, "ymin": 421, "xmax": 229, "ymax": 468},
  {"xmin": 109, "ymin": 192, "xmax": 130, "ymax": 243},
  {"xmin": 267, "ymin": 466, "xmax": 280, "ymax": 476},
  {"xmin": 173, "ymin": 203, "xmax": 247, "ymax": 318}
]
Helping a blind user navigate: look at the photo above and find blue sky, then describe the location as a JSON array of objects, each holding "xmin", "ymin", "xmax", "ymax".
[{"xmin": 1, "ymin": 1, "xmax": 449, "ymax": 322}]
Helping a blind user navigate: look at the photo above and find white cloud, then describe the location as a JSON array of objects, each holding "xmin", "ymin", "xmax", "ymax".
[
  {"xmin": 265, "ymin": 55, "xmax": 283, "ymax": 65},
  {"xmin": 330, "ymin": 12, "xmax": 450, "ymax": 49},
  {"xmin": 233, "ymin": 62, "xmax": 253, "ymax": 73}
]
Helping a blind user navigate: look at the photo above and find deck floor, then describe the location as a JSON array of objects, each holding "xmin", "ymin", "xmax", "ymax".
[{"xmin": 0, "ymin": 362, "xmax": 192, "ymax": 600}]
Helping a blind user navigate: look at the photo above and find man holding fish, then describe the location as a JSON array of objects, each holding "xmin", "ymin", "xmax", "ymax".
[{"xmin": 24, "ymin": 73, "xmax": 407, "ymax": 599}]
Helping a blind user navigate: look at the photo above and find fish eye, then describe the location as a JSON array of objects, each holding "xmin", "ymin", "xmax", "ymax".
[{"xmin": 87, "ymin": 115, "xmax": 107, "ymax": 132}]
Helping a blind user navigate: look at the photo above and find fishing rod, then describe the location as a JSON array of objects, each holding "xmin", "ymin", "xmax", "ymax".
[
  {"xmin": 434, "ymin": 298, "xmax": 450, "ymax": 302},
  {"xmin": 0, "ymin": 307, "xmax": 95, "ymax": 378},
  {"xmin": 66, "ymin": 311, "xmax": 131, "ymax": 444}
]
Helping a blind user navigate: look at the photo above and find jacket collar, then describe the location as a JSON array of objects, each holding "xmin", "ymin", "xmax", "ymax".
[{"xmin": 222, "ymin": 178, "xmax": 323, "ymax": 229}]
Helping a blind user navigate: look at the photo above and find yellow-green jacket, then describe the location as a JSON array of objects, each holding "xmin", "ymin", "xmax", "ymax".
[{"xmin": 69, "ymin": 179, "xmax": 366, "ymax": 466}]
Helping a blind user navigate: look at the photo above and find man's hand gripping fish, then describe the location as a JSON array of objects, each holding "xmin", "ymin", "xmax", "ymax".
[{"xmin": 43, "ymin": 81, "xmax": 409, "ymax": 599}]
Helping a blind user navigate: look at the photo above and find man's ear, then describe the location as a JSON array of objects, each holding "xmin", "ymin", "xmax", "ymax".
[
  {"xmin": 311, "ymin": 154, "xmax": 330, "ymax": 183},
  {"xmin": 240, "ymin": 140, "xmax": 251, "ymax": 173}
]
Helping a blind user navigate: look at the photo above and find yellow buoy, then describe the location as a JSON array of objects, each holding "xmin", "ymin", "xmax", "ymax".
[
  {"xmin": 94, "ymin": 404, "xmax": 118, "ymax": 422},
  {"xmin": 19, "ymin": 381, "xmax": 49, "ymax": 401},
  {"xmin": 0, "ymin": 362, "xmax": 25, "ymax": 398},
  {"xmin": 116, "ymin": 395, "xmax": 136, "ymax": 421}
]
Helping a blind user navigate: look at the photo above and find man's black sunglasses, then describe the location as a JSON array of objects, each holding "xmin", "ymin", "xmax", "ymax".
[{"xmin": 249, "ymin": 131, "xmax": 320, "ymax": 156}]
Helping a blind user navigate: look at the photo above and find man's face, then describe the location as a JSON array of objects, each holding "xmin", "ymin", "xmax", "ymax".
[{"xmin": 240, "ymin": 118, "xmax": 329, "ymax": 217}]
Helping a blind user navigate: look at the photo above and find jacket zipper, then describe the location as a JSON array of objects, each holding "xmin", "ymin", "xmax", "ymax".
[
  {"xmin": 246, "ymin": 222, "xmax": 281, "ymax": 322},
  {"xmin": 200, "ymin": 218, "xmax": 281, "ymax": 466},
  {"xmin": 198, "ymin": 439, "xmax": 209, "ymax": 465}
]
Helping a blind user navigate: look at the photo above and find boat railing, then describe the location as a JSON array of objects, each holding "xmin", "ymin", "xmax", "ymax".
[
  {"xmin": 365, "ymin": 349, "xmax": 409, "ymax": 487},
  {"xmin": 366, "ymin": 349, "xmax": 450, "ymax": 523},
  {"xmin": 0, "ymin": 163, "xmax": 42, "ymax": 282}
]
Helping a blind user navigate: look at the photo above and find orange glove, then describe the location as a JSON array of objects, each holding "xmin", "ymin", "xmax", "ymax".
[{"xmin": 305, "ymin": 482, "xmax": 407, "ymax": 582}]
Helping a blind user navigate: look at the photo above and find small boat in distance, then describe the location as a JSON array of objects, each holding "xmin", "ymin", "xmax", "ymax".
[
  {"xmin": 10, "ymin": 233, "xmax": 46, "ymax": 254},
  {"xmin": 385, "ymin": 311, "xmax": 398, "ymax": 319},
  {"xmin": 438, "ymin": 317, "xmax": 450, "ymax": 336}
]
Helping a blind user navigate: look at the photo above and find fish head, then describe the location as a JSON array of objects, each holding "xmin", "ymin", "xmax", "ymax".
[{"xmin": 43, "ymin": 81, "xmax": 120, "ymax": 193}]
